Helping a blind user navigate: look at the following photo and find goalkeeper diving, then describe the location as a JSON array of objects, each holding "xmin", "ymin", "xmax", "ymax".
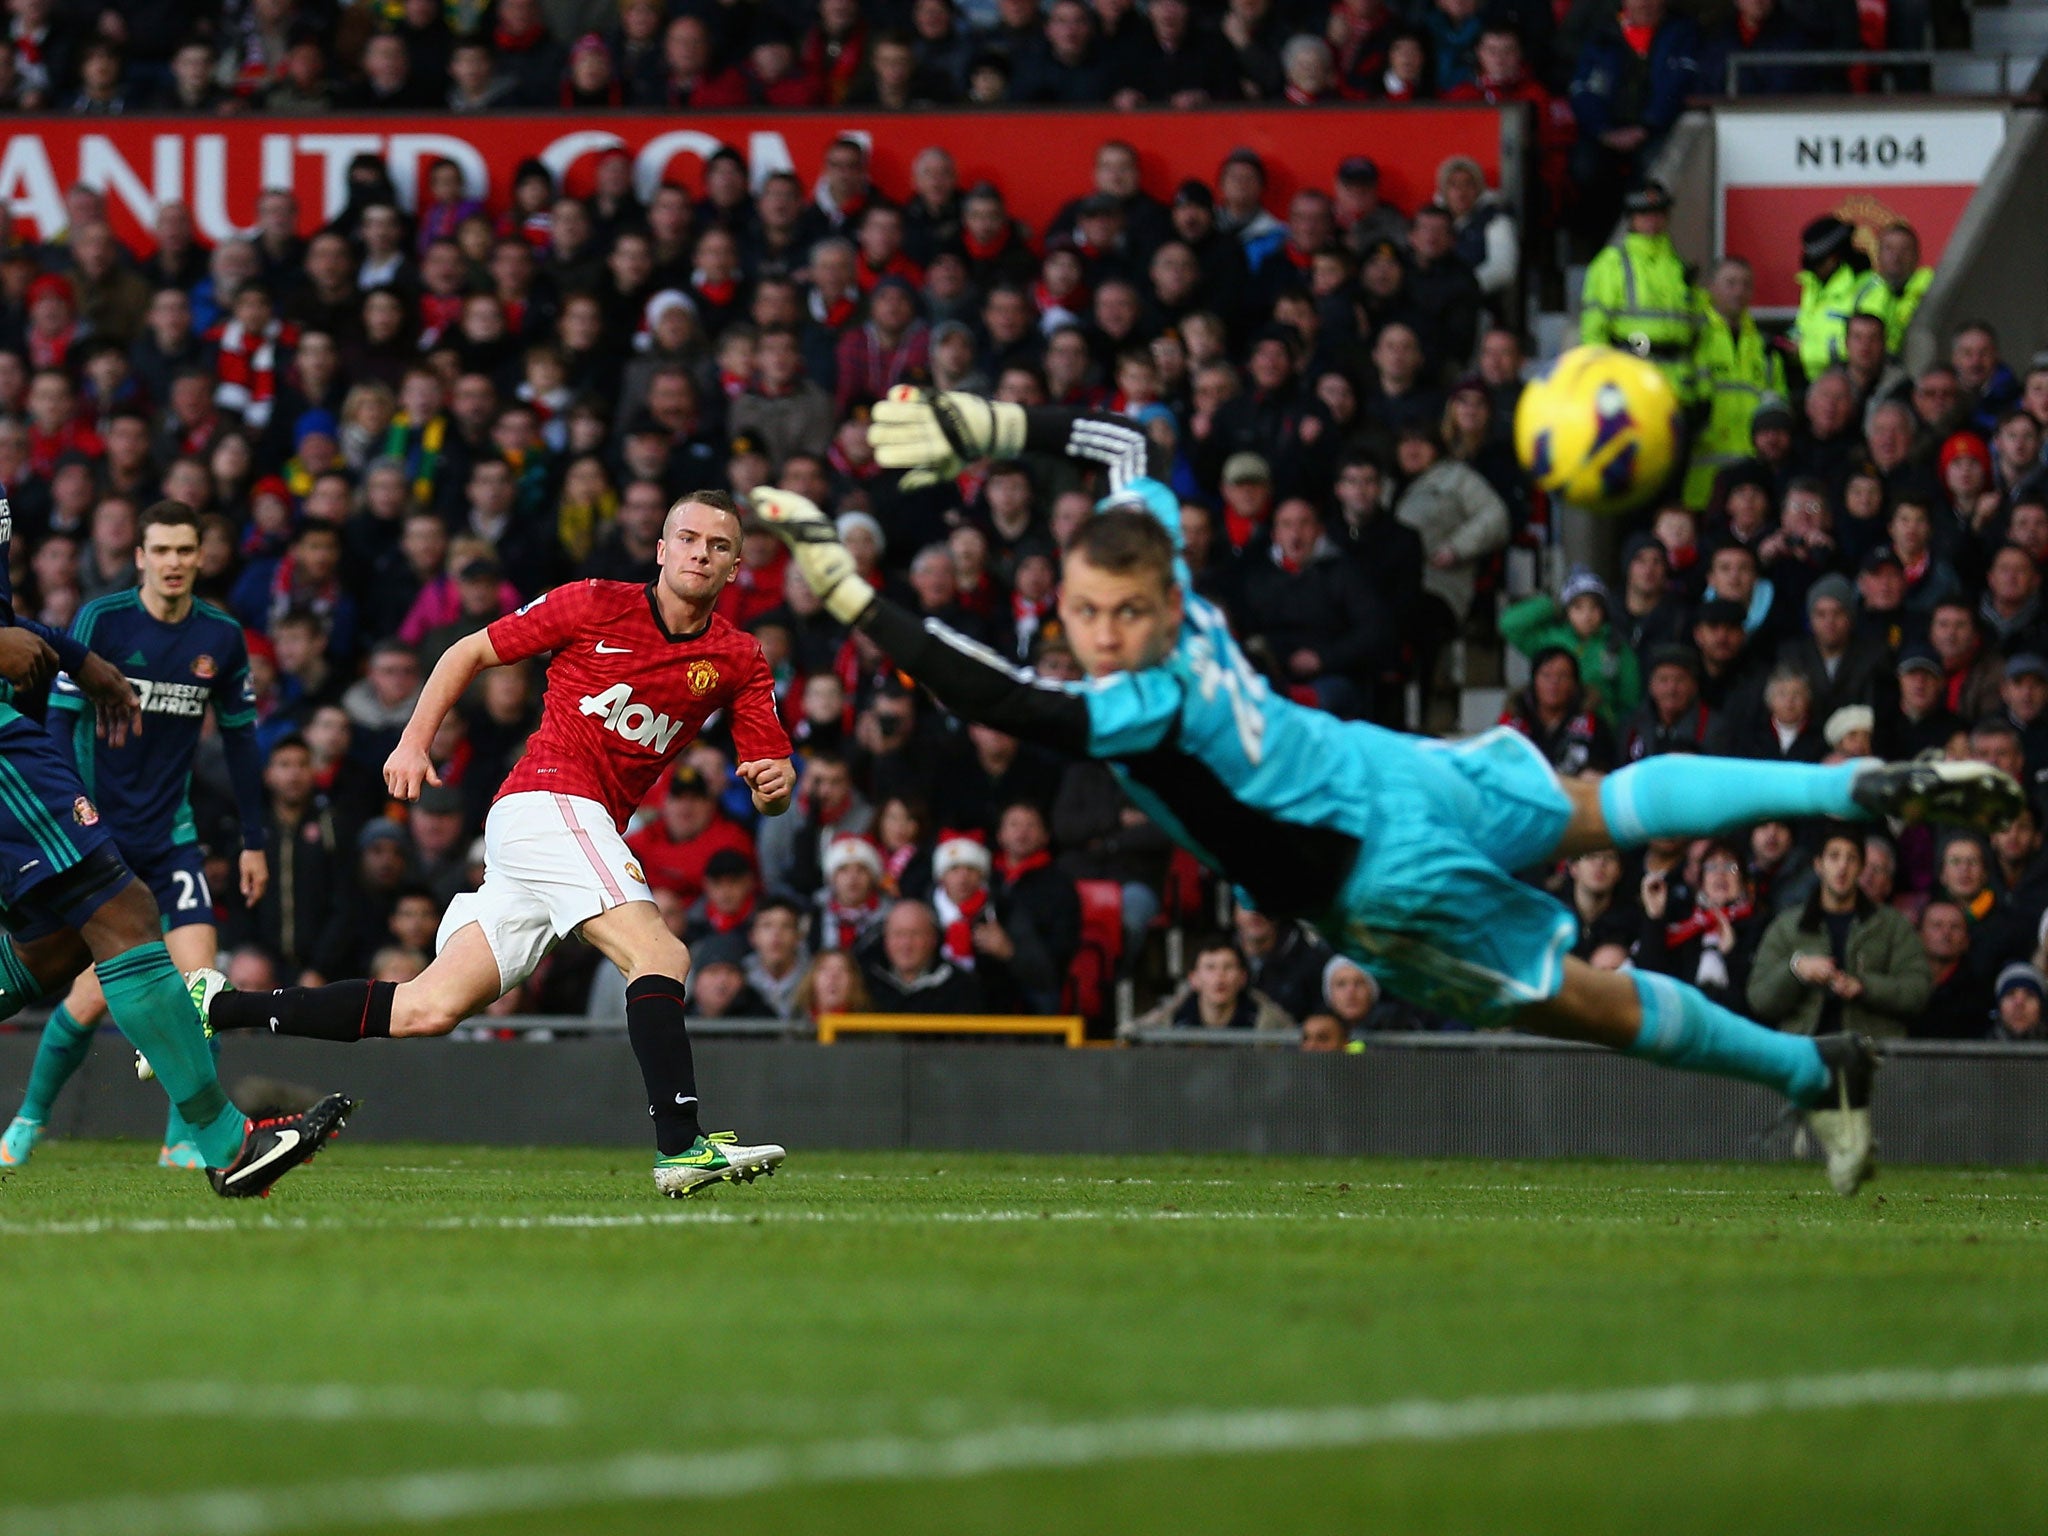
[{"xmin": 748, "ymin": 391, "xmax": 2024, "ymax": 1196}]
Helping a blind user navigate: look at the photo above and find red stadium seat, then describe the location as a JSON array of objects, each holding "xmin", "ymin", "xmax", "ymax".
[{"xmin": 1064, "ymin": 879, "xmax": 1126, "ymax": 1027}]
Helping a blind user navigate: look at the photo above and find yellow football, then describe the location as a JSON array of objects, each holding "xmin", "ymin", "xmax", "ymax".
[{"xmin": 1514, "ymin": 345, "xmax": 1683, "ymax": 516}]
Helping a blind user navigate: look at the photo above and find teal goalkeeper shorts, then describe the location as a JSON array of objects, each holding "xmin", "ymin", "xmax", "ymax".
[{"xmin": 1322, "ymin": 725, "xmax": 1578, "ymax": 1025}]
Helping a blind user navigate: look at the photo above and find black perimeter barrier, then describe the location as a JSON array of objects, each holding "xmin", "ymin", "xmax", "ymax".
[{"xmin": 5, "ymin": 1031, "xmax": 2046, "ymax": 1168}]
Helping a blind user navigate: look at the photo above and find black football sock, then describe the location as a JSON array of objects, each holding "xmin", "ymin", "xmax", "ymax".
[
  {"xmin": 626, "ymin": 974, "xmax": 703, "ymax": 1156},
  {"xmin": 210, "ymin": 980, "xmax": 397, "ymax": 1041}
]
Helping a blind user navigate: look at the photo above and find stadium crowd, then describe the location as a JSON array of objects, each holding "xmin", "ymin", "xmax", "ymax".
[{"xmin": 0, "ymin": 0, "xmax": 2037, "ymax": 1050}]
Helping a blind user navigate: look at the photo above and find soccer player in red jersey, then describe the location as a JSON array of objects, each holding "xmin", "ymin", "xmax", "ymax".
[{"xmin": 194, "ymin": 491, "xmax": 796, "ymax": 1196}]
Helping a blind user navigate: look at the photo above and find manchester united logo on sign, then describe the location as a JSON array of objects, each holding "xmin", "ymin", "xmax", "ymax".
[
  {"xmin": 191, "ymin": 654, "xmax": 217, "ymax": 679},
  {"xmin": 685, "ymin": 661, "xmax": 720, "ymax": 694},
  {"xmin": 73, "ymin": 797, "xmax": 99, "ymax": 826}
]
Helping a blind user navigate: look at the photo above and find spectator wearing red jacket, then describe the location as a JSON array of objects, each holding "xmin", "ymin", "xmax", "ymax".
[{"xmin": 626, "ymin": 764, "xmax": 758, "ymax": 906}]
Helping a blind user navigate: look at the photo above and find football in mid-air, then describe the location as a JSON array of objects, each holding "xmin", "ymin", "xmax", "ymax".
[{"xmin": 1514, "ymin": 345, "xmax": 1682, "ymax": 516}]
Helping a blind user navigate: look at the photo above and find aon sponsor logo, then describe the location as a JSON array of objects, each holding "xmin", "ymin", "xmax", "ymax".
[{"xmin": 579, "ymin": 683, "xmax": 687, "ymax": 753}]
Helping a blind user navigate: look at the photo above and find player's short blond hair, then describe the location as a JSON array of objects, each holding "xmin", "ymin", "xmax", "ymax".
[{"xmin": 665, "ymin": 490, "xmax": 743, "ymax": 539}]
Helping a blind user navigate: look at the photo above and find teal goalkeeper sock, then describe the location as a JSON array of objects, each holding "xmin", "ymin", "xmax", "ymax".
[
  {"xmin": 1599, "ymin": 757, "xmax": 1863, "ymax": 847},
  {"xmin": 96, "ymin": 944, "xmax": 246, "ymax": 1166},
  {"xmin": 18, "ymin": 1004, "xmax": 94, "ymax": 1123},
  {"xmin": 1627, "ymin": 968, "xmax": 1830, "ymax": 1105}
]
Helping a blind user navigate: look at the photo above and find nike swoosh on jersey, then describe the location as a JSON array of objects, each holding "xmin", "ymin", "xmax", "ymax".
[
  {"xmin": 595, "ymin": 642, "xmax": 633, "ymax": 654},
  {"xmin": 223, "ymin": 1127, "xmax": 300, "ymax": 1185}
]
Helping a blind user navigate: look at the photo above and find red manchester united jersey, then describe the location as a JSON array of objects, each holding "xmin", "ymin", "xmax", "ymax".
[{"xmin": 487, "ymin": 580, "xmax": 790, "ymax": 828}]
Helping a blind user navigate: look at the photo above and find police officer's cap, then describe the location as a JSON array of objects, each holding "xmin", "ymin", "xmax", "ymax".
[{"xmin": 1624, "ymin": 182, "xmax": 1673, "ymax": 215}]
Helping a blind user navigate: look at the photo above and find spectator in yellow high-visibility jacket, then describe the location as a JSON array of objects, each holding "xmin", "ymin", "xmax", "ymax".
[
  {"xmin": 1579, "ymin": 181, "xmax": 1705, "ymax": 407},
  {"xmin": 1688, "ymin": 255, "xmax": 1787, "ymax": 508},
  {"xmin": 1856, "ymin": 223, "xmax": 1935, "ymax": 359},
  {"xmin": 1791, "ymin": 215, "xmax": 1868, "ymax": 383}
]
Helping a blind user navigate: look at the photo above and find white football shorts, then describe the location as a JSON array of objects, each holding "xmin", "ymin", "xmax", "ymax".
[{"xmin": 437, "ymin": 791, "xmax": 654, "ymax": 994}]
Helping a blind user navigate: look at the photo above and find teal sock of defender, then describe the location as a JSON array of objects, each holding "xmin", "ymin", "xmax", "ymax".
[
  {"xmin": 1628, "ymin": 969, "xmax": 1831, "ymax": 1104},
  {"xmin": 1599, "ymin": 757, "xmax": 1864, "ymax": 847},
  {"xmin": 96, "ymin": 944, "xmax": 246, "ymax": 1166},
  {"xmin": 18, "ymin": 1004, "xmax": 94, "ymax": 1123},
  {"xmin": 161, "ymin": 1038, "xmax": 223, "ymax": 1148}
]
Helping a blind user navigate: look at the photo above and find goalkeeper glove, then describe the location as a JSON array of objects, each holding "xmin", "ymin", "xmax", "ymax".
[
  {"xmin": 747, "ymin": 488, "xmax": 876, "ymax": 625},
  {"xmin": 868, "ymin": 385, "xmax": 1028, "ymax": 490}
]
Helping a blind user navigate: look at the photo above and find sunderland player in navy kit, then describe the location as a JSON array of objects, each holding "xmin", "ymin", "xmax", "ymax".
[
  {"xmin": 0, "ymin": 493, "xmax": 347, "ymax": 1196},
  {"xmin": 4, "ymin": 502, "xmax": 273, "ymax": 1169}
]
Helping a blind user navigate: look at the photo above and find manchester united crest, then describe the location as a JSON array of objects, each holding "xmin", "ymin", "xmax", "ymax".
[
  {"xmin": 73, "ymin": 797, "xmax": 99, "ymax": 827},
  {"xmin": 191, "ymin": 654, "xmax": 217, "ymax": 679},
  {"xmin": 624, "ymin": 860, "xmax": 645, "ymax": 885},
  {"xmin": 685, "ymin": 660, "xmax": 720, "ymax": 694}
]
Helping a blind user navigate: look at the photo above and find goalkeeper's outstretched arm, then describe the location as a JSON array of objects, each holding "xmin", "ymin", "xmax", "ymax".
[{"xmin": 854, "ymin": 598, "xmax": 1097, "ymax": 758}]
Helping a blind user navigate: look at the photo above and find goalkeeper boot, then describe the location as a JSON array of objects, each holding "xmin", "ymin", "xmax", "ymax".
[
  {"xmin": 209, "ymin": 1093, "xmax": 355, "ymax": 1199},
  {"xmin": 1804, "ymin": 1033, "xmax": 1878, "ymax": 1197},
  {"xmin": 652, "ymin": 1130, "xmax": 786, "ymax": 1198},
  {"xmin": 1851, "ymin": 759, "xmax": 2024, "ymax": 829},
  {"xmin": 1, "ymin": 1114, "xmax": 43, "ymax": 1167}
]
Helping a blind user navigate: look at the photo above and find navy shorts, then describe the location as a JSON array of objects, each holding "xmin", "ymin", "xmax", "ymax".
[{"xmin": 0, "ymin": 714, "xmax": 122, "ymax": 938}]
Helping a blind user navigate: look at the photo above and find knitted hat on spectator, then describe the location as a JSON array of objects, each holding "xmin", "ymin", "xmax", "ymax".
[
  {"xmin": 1996, "ymin": 962, "xmax": 2047, "ymax": 1001},
  {"xmin": 1559, "ymin": 568, "xmax": 1611, "ymax": 616},
  {"xmin": 1337, "ymin": 156, "xmax": 1380, "ymax": 186},
  {"xmin": 1806, "ymin": 573, "xmax": 1855, "ymax": 615},
  {"xmin": 931, "ymin": 319, "xmax": 974, "ymax": 349},
  {"xmin": 836, "ymin": 510, "xmax": 885, "ymax": 552},
  {"xmin": 640, "ymin": 288, "xmax": 695, "ymax": 339},
  {"xmin": 1695, "ymin": 598, "xmax": 1747, "ymax": 630},
  {"xmin": 294, "ymin": 409, "xmax": 338, "ymax": 446},
  {"xmin": 1823, "ymin": 704, "xmax": 1875, "ymax": 749},
  {"xmin": 26, "ymin": 272, "xmax": 73, "ymax": 310},
  {"xmin": 1322, "ymin": 955, "xmax": 1376, "ymax": 1009},
  {"xmin": 933, "ymin": 831, "xmax": 990, "ymax": 880},
  {"xmin": 1801, "ymin": 215, "xmax": 1855, "ymax": 267},
  {"xmin": 1222, "ymin": 452, "xmax": 1272, "ymax": 485},
  {"xmin": 1939, "ymin": 430, "xmax": 1992, "ymax": 474},
  {"xmin": 823, "ymin": 834, "xmax": 883, "ymax": 880},
  {"xmin": 251, "ymin": 474, "xmax": 292, "ymax": 505}
]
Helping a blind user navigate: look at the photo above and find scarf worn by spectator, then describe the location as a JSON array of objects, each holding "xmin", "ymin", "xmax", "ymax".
[
  {"xmin": 820, "ymin": 893, "xmax": 884, "ymax": 950},
  {"xmin": 995, "ymin": 849, "xmax": 1051, "ymax": 886},
  {"xmin": 212, "ymin": 317, "xmax": 300, "ymax": 429},
  {"xmin": 266, "ymin": 550, "xmax": 343, "ymax": 633},
  {"xmin": 934, "ymin": 884, "xmax": 988, "ymax": 967},
  {"xmin": 703, "ymin": 892, "xmax": 757, "ymax": 935}
]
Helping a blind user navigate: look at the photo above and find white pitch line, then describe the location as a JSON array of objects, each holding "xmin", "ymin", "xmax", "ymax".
[
  {"xmin": 1, "ymin": 1198, "xmax": 2026, "ymax": 1239},
  {"xmin": 2, "ymin": 1362, "xmax": 2044, "ymax": 1536},
  {"xmin": 7, "ymin": 1381, "xmax": 578, "ymax": 1428}
]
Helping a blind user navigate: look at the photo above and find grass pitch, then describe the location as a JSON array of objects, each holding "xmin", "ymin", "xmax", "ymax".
[{"xmin": 1, "ymin": 1144, "xmax": 2045, "ymax": 1536}]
